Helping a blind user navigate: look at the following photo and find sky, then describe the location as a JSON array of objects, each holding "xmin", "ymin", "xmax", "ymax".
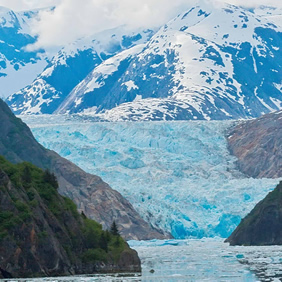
[
  {"xmin": 0, "ymin": 0, "xmax": 61, "ymax": 11},
  {"xmin": 0, "ymin": 0, "xmax": 281, "ymax": 50}
]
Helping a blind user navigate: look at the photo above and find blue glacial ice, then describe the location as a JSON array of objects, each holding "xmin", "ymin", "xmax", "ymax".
[{"xmin": 23, "ymin": 116, "xmax": 279, "ymax": 239}]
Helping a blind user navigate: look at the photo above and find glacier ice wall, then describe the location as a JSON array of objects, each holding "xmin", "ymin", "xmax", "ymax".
[{"xmin": 23, "ymin": 116, "xmax": 278, "ymax": 239}]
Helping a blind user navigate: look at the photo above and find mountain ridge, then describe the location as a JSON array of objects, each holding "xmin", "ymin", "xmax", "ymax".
[
  {"xmin": 6, "ymin": 2, "xmax": 282, "ymax": 121},
  {"xmin": 7, "ymin": 27, "xmax": 155, "ymax": 114}
]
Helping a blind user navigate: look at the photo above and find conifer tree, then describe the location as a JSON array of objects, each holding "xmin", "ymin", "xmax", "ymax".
[
  {"xmin": 22, "ymin": 164, "xmax": 32, "ymax": 185},
  {"xmin": 81, "ymin": 211, "xmax": 87, "ymax": 219},
  {"xmin": 99, "ymin": 232, "xmax": 108, "ymax": 252},
  {"xmin": 110, "ymin": 220, "xmax": 119, "ymax": 236},
  {"xmin": 43, "ymin": 169, "xmax": 59, "ymax": 189}
]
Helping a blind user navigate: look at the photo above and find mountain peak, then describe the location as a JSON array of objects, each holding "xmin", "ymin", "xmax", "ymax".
[
  {"xmin": 5, "ymin": 2, "xmax": 282, "ymax": 121},
  {"xmin": 0, "ymin": 6, "xmax": 18, "ymax": 28}
]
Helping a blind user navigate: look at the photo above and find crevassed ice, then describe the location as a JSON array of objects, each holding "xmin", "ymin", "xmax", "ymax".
[{"xmin": 23, "ymin": 116, "xmax": 278, "ymax": 239}]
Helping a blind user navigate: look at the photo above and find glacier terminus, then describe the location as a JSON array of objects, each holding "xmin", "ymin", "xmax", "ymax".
[{"xmin": 22, "ymin": 115, "xmax": 278, "ymax": 239}]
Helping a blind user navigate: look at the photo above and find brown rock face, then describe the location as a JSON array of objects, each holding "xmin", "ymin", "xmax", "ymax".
[
  {"xmin": 0, "ymin": 99, "xmax": 169, "ymax": 240},
  {"xmin": 50, "ymin": 152, "xmax": 169, "ymax": 240},
  {"xmin": 226, "ymin": 111, "xmax": 282, "ymax": 246},
  {"xmin": 227, "ymin": 110, "xmax": 282, "ymax": 178}
]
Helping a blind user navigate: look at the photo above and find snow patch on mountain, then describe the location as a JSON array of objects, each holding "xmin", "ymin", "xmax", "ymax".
[
  {"xmin": 0, "ymin": 7, "xmax": 49, "ymax": 98},
  {"xmin": 5, "ymin": 2, "xmax": 282, "ymax": 121},
  {"xmin": 8, "ymin": 28, "xmax": 154, "ymax": 113},
  {"xmin": 122, "ymin": 81, "xmax": 139, "ymax": 91},
  {"xmin": 55, "ymin": 44, "xmax": 146, "ymax": 114},
  {"xmin": 47, "ymin": 2, "xmax": 282, "ymax": 121},
  {"xmin": 9, "ymin": 79, "xmax": 61, "ymax": 114}
]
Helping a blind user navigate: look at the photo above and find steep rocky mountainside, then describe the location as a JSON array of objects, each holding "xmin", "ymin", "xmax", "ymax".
[
  {"xmin": 0, "ymin": 99, "xmax": 169, "ymax": 240},
  {"xmin": 226, "ymin": 109, "xmax": 282, "ymax": 245},
  {"xmin": 7, "ymin": 2, "xmax": 282, "ymax": 121},
  {"xmin": 0, "ymin": 5, "xmax": 154, "ymax": 105},
  {"xmin": 226, "ymin": 181, "xmax": 282, "ymax": 246},
  {"xmin": 227, "ymin": 110, "xmax": 282, "ymax": 178},
  {"xmin": 7, "ymin": 28, "xmax": 154, "ymax": 115},
  {"xmin": 0, "ymin": 156, "xmax": 140, "ymax": 278},
  {"xmin": 0, "ymin": 7, "xmax": 48, "ymax": 98}
]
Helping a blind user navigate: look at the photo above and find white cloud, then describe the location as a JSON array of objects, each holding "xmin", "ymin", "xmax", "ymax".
[
  {"xmin": 1, "ymin": 0, "xmax": 280, "ymax": 50},
  {"xmin": 0, "ymin": 0, "xmax": 61, "ymax": 11},
  {"xmin": 28, "ymin": 0, "xmax": 192, "ymax": 50},
  {"xmin": 227, "ymin": 0, "xmax": 281, "ymax": 7}
]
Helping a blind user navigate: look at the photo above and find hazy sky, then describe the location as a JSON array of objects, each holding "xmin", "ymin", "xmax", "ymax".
[
  {"xmin": 0, "ymin": 0, "xmax": 281, "ymax": 11},
  {"xmin": 0, "ymin": 0, "xmax": 61, "ymax": 10},
  {"xmin": 0, "ymin": 0, "xmax": 281, "ymax": 50}
]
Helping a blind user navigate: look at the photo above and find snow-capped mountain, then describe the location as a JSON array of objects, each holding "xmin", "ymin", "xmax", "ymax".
[
  {"xmin": 53, "ymin": 1, "xmax": 282, "ymax": 121},
  {"xmin": 0, "ymin": 7, "xmax": 48, "ymax": 98},
  {"xmin": 7, "ymin": 27, "xmax": 155, "ymax": 114},
  {"xmin": 6, "ymin": 1, "xmax": 282, "ymax": 121}
]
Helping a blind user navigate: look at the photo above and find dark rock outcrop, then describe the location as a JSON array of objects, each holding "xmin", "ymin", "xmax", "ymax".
[
  {"xmin": 0, "ymin": 157, "xmax": 141, "ymax": 278},
  {"xmin": 0, "ymin": 99, "xmax": 169, "ymax": 240},
  {"xmin": 227, "ymin": 110, "xmax": 282, "ymax": 178},
  {"xmin": 226, "ymin": 181, "xmax": 282, "ymax": 246}
]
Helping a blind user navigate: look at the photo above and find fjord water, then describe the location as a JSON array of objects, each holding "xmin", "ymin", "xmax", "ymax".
[
  {"xmin": 130, "ymin": 239, "xmax": 258, "ymax": 281},
  {"xmin": 133, "ymin": 239, "xmax": 282, "ymax": 281},
  {"xmin": 5, "ymin": 239, "xmax": 282, "ymax": 281}
]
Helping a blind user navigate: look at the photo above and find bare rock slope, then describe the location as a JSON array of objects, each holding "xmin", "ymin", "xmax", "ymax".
[{"xmin": 227, "ymin": 110, "xmax": 282, "ymax": 179}]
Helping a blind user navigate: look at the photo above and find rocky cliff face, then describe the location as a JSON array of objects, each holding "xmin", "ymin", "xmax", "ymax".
[
  {"xmin": 227, "ymin": 110, "xmax": 282, "ymax": 178},
  {"xmin": 0, "ymin": 156, "xmax": 141, "ymax": 278},
  {"xmin": 225, "ymin": 109, "xmax": 282, "ymax": 245},
  {"xmin": 0, "ymin": 99, "xmax": 169, "ymax": 240},
  {"xmin": 226, "ymin": 181, "xmax": 282, "ymax": 246}
]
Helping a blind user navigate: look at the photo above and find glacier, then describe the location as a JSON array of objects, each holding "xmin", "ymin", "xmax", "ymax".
[{"xmin": 22, "ymin": 115, "xmax": 278, "ymax": 239}]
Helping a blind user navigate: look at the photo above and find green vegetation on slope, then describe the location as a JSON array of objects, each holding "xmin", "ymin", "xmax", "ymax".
[{"xmin": 0, "ymin": 156, "xmax": 140, "ymax": 278}]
